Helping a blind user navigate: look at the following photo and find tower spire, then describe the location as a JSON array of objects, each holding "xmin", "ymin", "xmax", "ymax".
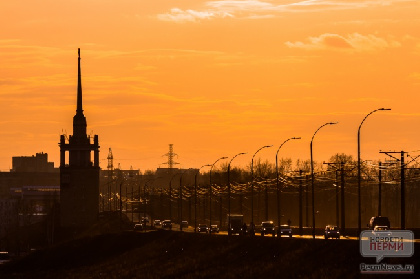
[
  {"xmin": 73, "ymin": 48, "xmax": 87, "ymax": 137},
  {"xmin": 77, "ymin": 48, "xmax": 83, "ymax": 113}
]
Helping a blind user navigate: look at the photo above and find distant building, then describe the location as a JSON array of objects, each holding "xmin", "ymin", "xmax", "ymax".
[
  {"xmin": 12, "ymin": 152, "xmax": 55, "ymax": 173},
  {"xmin": 59, "ymin": 49, "xmax": 100, "ymax": 228},
  {"xmin": 0, "ymin": 153, "xmax": 59, "ymax": 198}
]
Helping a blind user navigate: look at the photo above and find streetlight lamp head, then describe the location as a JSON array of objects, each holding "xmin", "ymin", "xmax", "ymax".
[
  {"xmin": 264, "ymin": 145, "xmax": 273, "ymax": 148},
  {"xmin": 379, "ymin": 108, "xmax": 391, "ymax": 111},
  {"xmin": 329, "ymin": 122, "xmax": 339, "ymax": 125},
  {"xmin": 221, "ymin": 156, "xmax": 228, "ymax": 160},
  {"xmin": 292, "ymin": 137, "xmax": 301, "ymax": 140}
]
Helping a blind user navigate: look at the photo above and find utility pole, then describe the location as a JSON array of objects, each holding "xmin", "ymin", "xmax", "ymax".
[
  {"xmin": 138, "ymin": 183, "xmax": 140, "ymax": 223},
  {"xmin": 107, "ymin": 148, "xmax": 114, "ymax": 211},
  {"xmin": 378, "ymin": 161, "xmax": 382, "ymax": 216},
  {"xmin": 340, "ymin": 162, "xmax": 345, "ymax": 236},
  {"xmin": 179, "ymin": 175, "xmax": 183, "ymax": 231},
  {"xmin": 323, "ymin": 161, "xmax": 341, "ymax": 228},
  {"xmin": 323, "ymin": 160, "xmax": 351, "ymax": 235},
  {"xmin": 219, "ymin": 195, "xmax": 222, "ymax": 229},
  {"xmin": 377, "ymin": 161, "xmax": 398, "ymax": 217},
  {"xmin": 380, "ymin": 151, "xmax": 408, "ymax": 229},
  {"xmin": 400, "ymin": 151, "xmax": 405, "ymax": 229},
  {"xmin": 401, "ymin": 151, "xmax": 405, "ymax": 229},
  {"xmin": 298, "ymin": 170, "xmax": 303, "ymax": 236},
  {"xmin": 169, "ymin": 182, "xmax": 172, "ymax": 222},
  {"xmin": 305, "ymin": 175, "xmax": 309, "ymax": 227},
  {"xmin": 265, "ymin": 183, "xmax": 269, "ymax": 221},
  {"xmin": 119, "ymin": 182, "xmax": 123, "ymax": 230},
  {"xmin": 335, "ymin": 169, "xmax": 339, "ymax": 227}
]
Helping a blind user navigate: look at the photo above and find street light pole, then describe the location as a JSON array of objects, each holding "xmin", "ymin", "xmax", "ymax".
[
  {"xmin": 227, "ymin": 152, "xmax": 247, "ymax": 236},
  {"xmin": 169, "ymin": 173, "xmax": 180, "ymax": 224},
  {"xmin": 194, "ymin": 165, "xmax": 211, "ymax": 233},
  {"xmin": 357, "ymin": 108, "xmax": 391, "ymax": 235},
  {"xmin": 209, "ymin": 157, "xmax": 228, "ymax": 234},
  {"xmin": 251, "ymin": 145, "xmax": 272, "ymax": 229},
  {"xmin": 179, "ymin": 171, "xmax": 187, "ymax": 232},
  {"xmin": 276, "ymin": 137, "xmax": 300, "ymax": 233},
  {"xmin": 311, "ymin": 122, "xmax": 338, "ymax": 239}
]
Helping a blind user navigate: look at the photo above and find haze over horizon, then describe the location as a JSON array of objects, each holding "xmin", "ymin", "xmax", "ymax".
[{"xmin": 1, "ymin": 0, "xmax": 419, "ymax": 172}]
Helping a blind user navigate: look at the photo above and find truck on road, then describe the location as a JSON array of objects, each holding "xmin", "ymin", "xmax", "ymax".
[
  {"xmin": 368, "ymin": 216, "xmax": 390, "ymax": 230},
  {"xmin": 227, "ymin": 214, "xmax": 244, "ymax": 236}
]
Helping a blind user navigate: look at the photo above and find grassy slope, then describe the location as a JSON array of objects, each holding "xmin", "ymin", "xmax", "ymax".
[{"xmin": 0, "ymin": 230, "xmax": 418, "ymax": 279}]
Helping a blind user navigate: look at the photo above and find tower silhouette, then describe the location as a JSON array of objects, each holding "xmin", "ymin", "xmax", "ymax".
[
  {"xmin": 59, "ymin": 49, "xmax": 100, "ymax": 228},
  {"xmin": 162, "ymin": 144, "xmax": 179, "ymax": 169}
]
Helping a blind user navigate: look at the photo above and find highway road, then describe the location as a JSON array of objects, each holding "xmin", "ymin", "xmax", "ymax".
[{"xmin": 151, "ymin": 225, "xmax": 420, "ymax": 242}]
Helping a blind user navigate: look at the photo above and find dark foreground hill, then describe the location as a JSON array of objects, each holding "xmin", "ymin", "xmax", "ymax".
[{"xmin": 0, "ymin": 230, "xmax": 418, "ymax": 279}]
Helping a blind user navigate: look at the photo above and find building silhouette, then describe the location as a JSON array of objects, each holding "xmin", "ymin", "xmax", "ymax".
[
  {"xmin": 59, "ymin": 49, "xmax": 100, "ymax": 228},
  {"xmin": 12, "ymin": 152, "xmax": 55, "ymax": 173},
  {"xmin": 0, "ymin": 153, "xmax": 59, "ymax": 198}
]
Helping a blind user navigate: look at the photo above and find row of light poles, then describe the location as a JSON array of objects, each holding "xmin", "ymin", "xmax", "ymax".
[
  {"xmin": 309, "ymin": 108, "xmax": 390, "ymax": 239},
  {"xmin": 186, "ymin": 108, "xmax": 391, "ymax": 236}
]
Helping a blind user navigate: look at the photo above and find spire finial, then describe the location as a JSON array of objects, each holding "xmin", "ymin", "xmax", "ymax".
[{"xmin": 77, "ymin": 48, "xmax": 83, "ymax": 113}]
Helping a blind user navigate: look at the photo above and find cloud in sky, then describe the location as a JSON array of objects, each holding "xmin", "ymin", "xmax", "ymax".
[
  {"xmin": 156, "ymin": 0, "xmax": 415, "ymax": 22},
  {"xmin": 285, "ymin": 33, "xmax": 401, "ymax": 52},
  {"xmin": 157, "ymin": 7, "xmax": 233, "ymax": 22}
]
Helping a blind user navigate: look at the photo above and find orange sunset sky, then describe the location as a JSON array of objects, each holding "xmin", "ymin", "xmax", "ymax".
[{"xmin": 1, "ymin": 0, "xmax": 419, "ymax": 172}]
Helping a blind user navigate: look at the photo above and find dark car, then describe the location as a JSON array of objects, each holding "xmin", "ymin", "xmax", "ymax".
[
  {"xmin": 210, "ymin": 224, "xmax": 220, "ymax": 233},
  {"xmin": 324, "ymin": 225, "xmax": 340, "ymax": 239},
  {"xmin": 373, "ymin": 225, "xmax": 392, "ymax": 237},
  {"xmin": 162, "ymin": 220, "xmax": 172, "ymax": 229},
  {"xmin": 181, "ymin": 221, "xmax": 189, "ymax": 228},
  {"xmin": 279, "ymin": 224, "xmax": 293, "ymax": 237},
  {"xmin": 154, "ymin": 220, "xmax": 162, "ymax": 227},
  {"xmin": 134, "ymin": 223, "xmax": 143, "ymax": 231},
  {"xmin": 198, "ymin": 224, "xmax": 209, "ymax": 233},
  {"xmin": 261, "ymin": 221, "xmax": 276, "ymax": 237},
  {"xmin": 368, "ymin": 216, "xmax": 390, "ymax": 230},
  {"xmin": 0, "ymin": 252, "xmax": 10, "ymax": 265}
]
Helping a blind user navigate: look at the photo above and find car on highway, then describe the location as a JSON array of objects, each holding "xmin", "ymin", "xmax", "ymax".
[
  {"xmin": 210, "ymin": 224, "xmax": 220, "ymax": 233},
  {"xmin": 260, "ymin": 221, "xmax": 276, "ymax": 237},
  {"xmin": 134, "ymin": 223, "xmax": 143, "ymax": 231},
  {"xmin": 154, "ymin": 220, "xmax": 162, "ymax": 227},
  {"xmin": 162, "ymin": 220, "xmax": 172, "ymax": 229},
  {"xmin": 278, "ymin": 224, "xmax": 293, "ymax": 238},
  {"xmin": 198, "ymin": 224, "xmax": 209, "ymax": 233},
  {"xmin": 324, "ymin": 225, "xmax": 340, "ymax": 239},
  {"xmin": 0, "ymin": 252, "xmax": 10, "ymax": 265},
  {"xmin": 373, "ymin": 225, "xmax": 392, "ymax": 236},
  {"xmin": 368, "ymin": 216, "xmax": 390, "ymax": 230},
  {"xmin": 181, "ymin": 221, "xmax": 189, "ymax": 228},
  {"xmin": 373, "ymin": 225, "xmax": 389, "ymax": 231}
]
